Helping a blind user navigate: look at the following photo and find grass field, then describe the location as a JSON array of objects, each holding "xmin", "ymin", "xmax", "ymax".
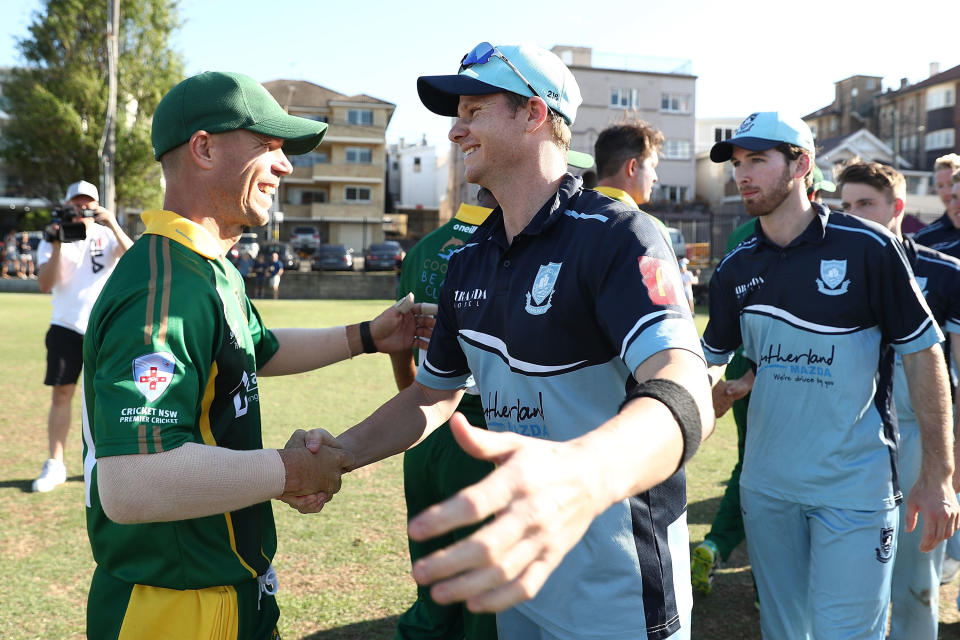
[{"xmin": 2, "ymin": 292, "xmax": 960, "ymax": 639}]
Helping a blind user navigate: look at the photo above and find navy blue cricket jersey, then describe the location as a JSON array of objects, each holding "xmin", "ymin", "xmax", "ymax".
[
  {"xmin": 702, "ymin": 204, "xmax": 942, "ymax": 511},
  {"xmin": 417, "ymin": 174, "xmax": 703, "ymax": 640},
  {"xmin": 893, "ymin": 238, "xmax": 960, "ymax": 430},
  {"xmin": 914, "ymin": 213, "xmax": 960, "ymax": 259}
]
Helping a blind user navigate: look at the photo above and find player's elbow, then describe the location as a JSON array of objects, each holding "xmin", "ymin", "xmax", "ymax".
[{"xmin": 97, "ymin": 457, "xmax": 158, "ymax": 524}]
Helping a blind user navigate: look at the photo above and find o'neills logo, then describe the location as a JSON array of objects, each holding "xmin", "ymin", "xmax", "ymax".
[{"xmin": 454, "ymin": 288, "xmax": 487, "ymax": 309}]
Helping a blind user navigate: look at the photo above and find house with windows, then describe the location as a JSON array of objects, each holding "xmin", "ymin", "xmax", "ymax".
[
  {"xmin": 550, "ymin": 45, "xmax": 697, "ymax": 209},
  {"xmin": 262, "ymin": 80, "xmax": 395, "ymax": 253},
  {"xmin": 801, "ymin": 63, "xmax": 960, "ymax": 180}
]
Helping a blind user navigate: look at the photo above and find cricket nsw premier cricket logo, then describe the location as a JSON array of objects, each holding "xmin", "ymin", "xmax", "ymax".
[
  {"xmin": 525, "ymin": 262, "xmax": 562, "ymax": 315},
  {"xmin": 816, "ymin": 259, "xmax": 850, "ymax": 296},
  {"xmin": 133, "ymin": 353, "xmax": 175, "ymax": 403}
]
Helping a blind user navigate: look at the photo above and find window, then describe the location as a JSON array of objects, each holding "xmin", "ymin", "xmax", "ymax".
[
  {"xmin": 658, "ymin": 185, "xmax": 687, "ymax": 204},
  {"xmin": 413, "ymin": 157, "xmax": 421, "ymax": 173},
  {"xmin": 927, "ymin": 87, "xmax": 956, "ymax": 111},
  {"xmin": 713, "ymin": 127, "xmax": 734, "ymax": 143},
  {"xmin": 345, "ymin": 186, "xmax": 372, "ymax": 202},
  {"xmin": 925, "ymin": 128, "xmax": 956, "ymax": 150},
  {"xmin": 289, "ymin": 151, "xmax": 328, "ymax": 167},
  {"xmin": 302, "ymin": 114, "xmax": 328, "ymax": 123},
  {"xmin": 900, "ymin": 135, "xmax": 918, "ymax": 151},
  {"xmin": 287, "ymin": 188, "xmax": 328, "ymax": 205},
  {"xmin": 345, "ymin": 147, "xmax": 373, "ymax": 164},
  {"xmin": 610, "ymin": 87, "xmax": 639, "ymax": 109},
  {"xmin": 866, "ymin": 78, "xmax": 876, "ymax": 90},
  {"xmin": 347, "ymin": 109, "xmax": 374, "ymax": 125},
  {"xmin": 830, "ymin": 118, "xmax": 838, "ymax": 132},
  {"xmin": 660, "ymin": 93, "xmax": 690, "ymax": 113},
  {"xmin": 663, "ymin": 139, "xmax": 691, "ymax": 160}
]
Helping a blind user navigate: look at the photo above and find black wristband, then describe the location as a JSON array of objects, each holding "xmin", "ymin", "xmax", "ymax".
[
  {"xmin": 619, "ymin": 378, "xmax": 702, "ymax": 470},
  {"xmin": 359, "ymin": 321, "xmax": 377, "ymax": 354}
]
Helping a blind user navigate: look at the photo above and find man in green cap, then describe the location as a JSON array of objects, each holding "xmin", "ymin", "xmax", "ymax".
[{"xmin": 81, "ymin": 71, "xmax": 430, "ymax": 639}]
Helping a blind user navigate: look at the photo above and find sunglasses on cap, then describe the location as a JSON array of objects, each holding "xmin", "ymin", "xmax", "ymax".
[{"xmin": 460, "ymin": 42, "xmax": 546, "ymax": 105}]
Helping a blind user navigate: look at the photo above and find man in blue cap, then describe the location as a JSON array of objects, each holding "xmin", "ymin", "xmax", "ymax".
[
  {"xmin": 295, "ymin": 43, "xmax": 714, "ymax": 639},
  {"xmin": 702, "ymin": 112, "xmax": 959, "ymax": 639}
]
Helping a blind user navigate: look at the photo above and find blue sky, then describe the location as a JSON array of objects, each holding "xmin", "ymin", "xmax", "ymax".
[{"xmin": 2, "ymin": 0, "xmax": 957, "ymax": 150}]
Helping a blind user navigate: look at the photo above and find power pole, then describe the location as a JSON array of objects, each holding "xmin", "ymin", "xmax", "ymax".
[{"xmin": 99, "ymin": 0, "xmax": 119, "ymax": 213}]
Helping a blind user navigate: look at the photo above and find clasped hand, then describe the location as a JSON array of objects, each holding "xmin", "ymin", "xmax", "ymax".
[{"xmin": 279, "ymin": 428, "xmax": 355, "ymax": 514}]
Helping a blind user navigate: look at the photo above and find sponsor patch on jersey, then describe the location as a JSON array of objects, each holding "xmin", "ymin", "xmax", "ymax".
[
  {"xmin": 132, "ymin": 353, "xmax": 175, "ymax": 403},
  {"xmin": 638, "ymin": 256, "xmax": 684, "ymax": 306}
]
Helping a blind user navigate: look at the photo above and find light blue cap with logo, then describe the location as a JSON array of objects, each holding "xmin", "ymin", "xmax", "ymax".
[
  {"xmin": 710, "ymin": 111, "xmax": 815, "ymax": 163},
  {"xmin": 418, "ymin": 43, "xmax": 583, "ymax": 125}
]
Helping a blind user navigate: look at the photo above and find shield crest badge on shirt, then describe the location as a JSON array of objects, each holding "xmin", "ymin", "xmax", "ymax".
[
  {"xmin": 816, "ymin": 259, "xmax": 850, "ymax": 296},
  {"xmin": 132, "ymin": 353, "xmax": 176, "ymax": 403},
  {"xmin": 525, "ymin": 262, "xmax": 562, "ymax": 315}
]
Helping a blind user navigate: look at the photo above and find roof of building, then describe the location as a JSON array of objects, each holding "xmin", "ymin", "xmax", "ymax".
[
  {"xmin": 262, "ymin": 79, "xmax": 395, "ymax": 109},
  {"xmin": 880, "ymin": 63, "xmax": 960, "ymax": 99}
]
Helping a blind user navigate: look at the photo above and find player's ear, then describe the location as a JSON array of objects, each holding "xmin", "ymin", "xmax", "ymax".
[{"xmin": 188, "ymin": 131, "xmax": 215, "ymax": 170}]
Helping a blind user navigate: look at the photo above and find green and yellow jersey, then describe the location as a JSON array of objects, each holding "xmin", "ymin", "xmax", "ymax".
[
  {"xmin": 397, "ymin": 203, "xmax": 491, "ymax": 425},
  {"xmin": 82, "ymin": 209, "xmax": 280, "ymax": 590}
]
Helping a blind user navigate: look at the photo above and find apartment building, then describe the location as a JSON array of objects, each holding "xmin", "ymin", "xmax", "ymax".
[
  {"xmin": 263, "ymin": 80, "xmax": 395, "ymax": 252},
  {"xmin": 552, "ymin": 45, "xmax": 697, "ymax": 209}
]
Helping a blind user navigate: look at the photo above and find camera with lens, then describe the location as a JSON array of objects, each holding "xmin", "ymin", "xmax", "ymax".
[{"xmin": 48, "ymin": 205, "xmax": 96, "ymax": 242}]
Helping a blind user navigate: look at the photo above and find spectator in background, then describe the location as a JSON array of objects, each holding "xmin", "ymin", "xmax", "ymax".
[
  {"xmin": 679, "ymin": 258, "xmax": 697, "ymax": 313},
  {"xmin": 268, "ymin": 250, "xmax": 283, "ymax": 299},
  {"xmin": 253, "ymin": 252, "xmax": 267, "ymax": 299},
  {"xmin": 3, "ymin": 230, "xmax": 18, "ymax": 278},
  {"xmin": 18, "ymin": 231, "xmax": 35, "ymax": 279},
  {"xmin": 236, "ymin": 251, "xmax": 254, "ymax": 280},
  {"xmin": 31, "ymin": 180, "xmax": 133, "ymax": 492}
]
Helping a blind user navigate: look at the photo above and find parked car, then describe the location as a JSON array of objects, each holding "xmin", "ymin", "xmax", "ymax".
[
  {"xmin": 312, "ymin": 244, "xmax": 354, "ymax": 271},
  {"xmin": 289, "ymin": 225, "xmax": 321, "ymax": 252},
  {"xmin": 364, "ymin": 241, "xmax": 402, "ymax": 271},
  {"xmin": 261, "ymin": 242, "xmax": 300, "ymax": 271},
  {"xmin": 228, "ymin": 232, "xmax": 260, "ymax": 263}
]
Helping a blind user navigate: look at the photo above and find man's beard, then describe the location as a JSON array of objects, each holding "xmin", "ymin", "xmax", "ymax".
[{"xmin": 743, "ymin": 166, "xmax": 794, "ymax": 217}]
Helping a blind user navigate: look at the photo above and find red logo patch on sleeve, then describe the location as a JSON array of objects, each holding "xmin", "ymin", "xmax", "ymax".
[{"xmin": 638, "ymin": 256, "xmax": 684, "ymax": 306}]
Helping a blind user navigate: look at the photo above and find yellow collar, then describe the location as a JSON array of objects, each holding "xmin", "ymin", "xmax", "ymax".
[
  {"xmin": 141, "ymin": 210, "xmax": 224, "ymax": 260},
  {"xmin": 454, "ymin": 203, "xmax": 493, "ymax": 225},
  {"xmin": 594, "ymin": 185, "xmax": 639, "ymax": 210}
]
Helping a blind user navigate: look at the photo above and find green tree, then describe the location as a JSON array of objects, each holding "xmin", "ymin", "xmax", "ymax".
[{"xmin": 0, "ymin": 0, "xmax": 184, "ymax": 210}]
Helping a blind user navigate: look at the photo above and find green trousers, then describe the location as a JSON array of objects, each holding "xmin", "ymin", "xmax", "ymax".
[
  {"xmin": 704, "ymin": 352, "xmax": 750, "ymax": 563},
  {"xmin": 395, "ymin": 420, "xmax": 498, "ymax": 640}
]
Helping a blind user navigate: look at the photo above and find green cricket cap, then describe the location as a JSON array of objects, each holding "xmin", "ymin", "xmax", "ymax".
[{"xmin": 152, "ymin": 71, "xmax": 327, "ymax": 159}]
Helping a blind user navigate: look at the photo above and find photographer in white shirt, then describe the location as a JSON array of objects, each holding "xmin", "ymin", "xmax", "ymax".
[{"xmin": 32, "ymin": 180, "xmax": 133, "ymax": 492}]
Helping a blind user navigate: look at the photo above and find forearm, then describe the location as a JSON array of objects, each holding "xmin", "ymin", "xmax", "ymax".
[
  {"xmin": 338, "ymin": 382, "xmax": 463, "ymax": 469},
  {"xmin": 105, "ymin": 219, "xmax": 134, "ymax": 253},
  {"xmin": 257, "ymin": 327, "xmax": 355, "ymax": 376},
  {"xmin": 904, "ymin": 345, "xmax": 954, "ymax": 479},
  {"xmin": 585, "ymin": 348, "xmax": 714, "ymax": 504},
  {"xmin": 390, "ymin": 349, "xmax": 417, "ymax": 391},
  {"xmin": 36, "ymin": 251, "xmax": 60, "ymax": 292},
  {"xmin": 97, "ymin": 442, "xmax": 285, "ymax": 523}
]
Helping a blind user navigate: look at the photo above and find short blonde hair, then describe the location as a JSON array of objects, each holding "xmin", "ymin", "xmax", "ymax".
[
  {"xmin": 503, "ymin": 91, "xmax": 571, "ymax": 152},
  {"xmin": 935, "ymin": 154, "xmax": 960, "ymax": 172}
]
